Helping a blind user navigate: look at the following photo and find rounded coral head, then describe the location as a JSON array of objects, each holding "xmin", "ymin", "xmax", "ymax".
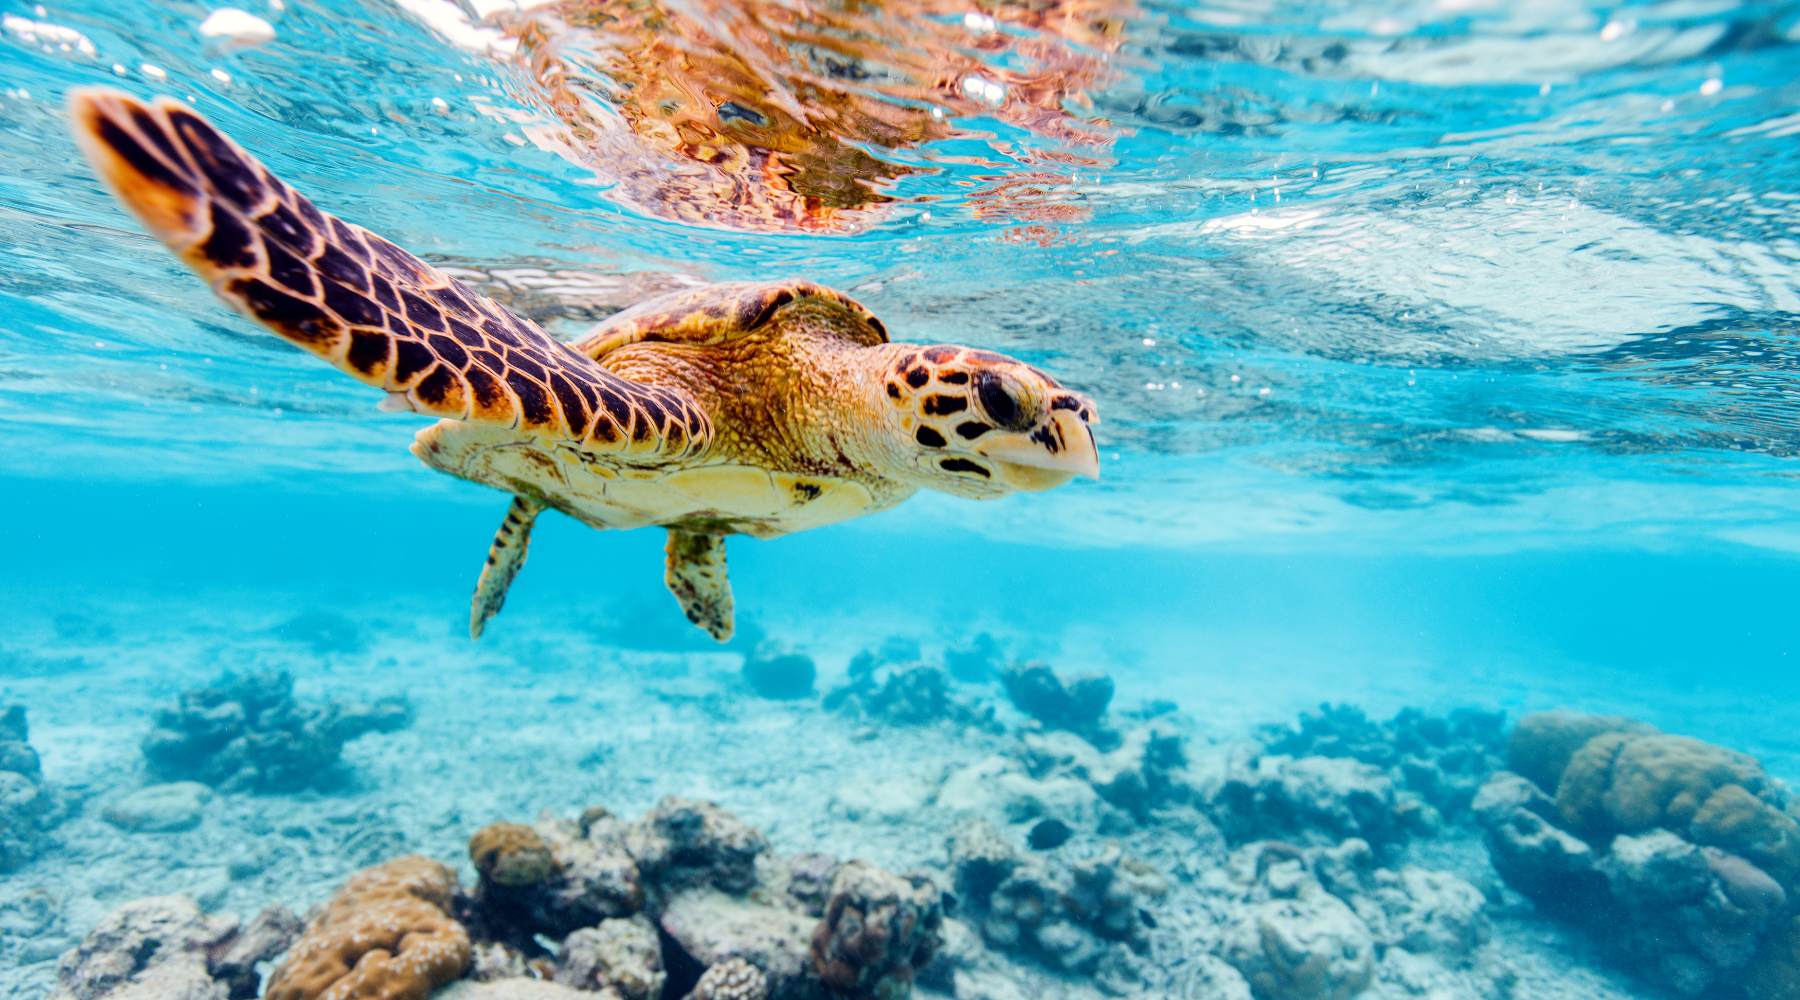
[{"xmin": 469, "ymin": 821, "xmax": 556, "ymax": 887}]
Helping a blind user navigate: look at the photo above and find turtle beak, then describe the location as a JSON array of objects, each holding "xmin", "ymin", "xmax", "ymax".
[{"xmin": 973, "ymin": 410, "xmax": 1100, "ymax": 482}]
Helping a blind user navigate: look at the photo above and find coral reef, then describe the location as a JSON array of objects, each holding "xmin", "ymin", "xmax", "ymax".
[
  {"xmin": 1000, "ymin": 661, "xmax": 1114, "ymax": 738},
  {"xmin": 101, "ymin": 782, "xmax": 211, "ymax": 833},
  {"xmin": 1, "ymin": 705, "xmax": 56, "ymax": 871},
  {"xmin": 824, "ymin": 659, "xmax": 993, "ymax": 729},
  {"xmin": 447, "ymin": 796, "xmax": 942, "ymax": 1000},
  {"xmin": 48, "ymin": 896, "xmax": 298, "ymax": 1000},
  {"xmin": 741, "ymin": 644, "xmax": 816, "ymax": 701},
  {"xmin": 809, "ymin": 861, "xmax": 943, "ymax": 999},
  {"xmin": 1476, "ymin": 710, "xmax": 1800, "ymax": 997},
  {"xmin": 686, "ymin": 957, "xmax": 769, "ymax": 1000},
  {"xmin": 555, "ymin": 915, "xmax": 664, "ymax": 999},
  {"xmin": 142, "ymin": 671, "xmax": 412, "ymax": 793},
  {"xmin": 1209, "ymin": 838, "xmax": 1489, "ymax": 1000},
  {"xmin": 944, "ymin": 633, "xmax": 1002, "ymax": 684},
  {"xmin": 264, "ymin": 856, "xmax": 471, "ymax": 1000},
  {"xmin": 947, "ymin": 817, "xmax": 1164, "ymax": 991}
]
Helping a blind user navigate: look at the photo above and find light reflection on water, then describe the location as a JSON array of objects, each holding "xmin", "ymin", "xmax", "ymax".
[{"xmin": 0, "ymin": 0, "xmax": 1797, "ymax": 549}]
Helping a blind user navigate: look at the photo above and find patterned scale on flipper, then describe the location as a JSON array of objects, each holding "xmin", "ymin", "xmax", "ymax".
[{"xmin": 67, "ymin": 88, "xmax": 712, "ymax": 457}]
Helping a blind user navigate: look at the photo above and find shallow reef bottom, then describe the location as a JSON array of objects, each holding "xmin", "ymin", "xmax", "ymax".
[{"xmin": 3, "ymin": 629, "xmax": 1799, "ymax": 1000}]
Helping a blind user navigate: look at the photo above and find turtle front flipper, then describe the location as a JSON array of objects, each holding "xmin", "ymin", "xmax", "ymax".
[
  {"xmin": 67, "ymin": 88, "xmax": 711, "ymax": 459},
  {"xmin": 470, "ymin": 496, "xmax": 546, "ymax": 640},
  {"xmin": 664, "ymin": 530, "xmax": 733, "ymax": 642}
]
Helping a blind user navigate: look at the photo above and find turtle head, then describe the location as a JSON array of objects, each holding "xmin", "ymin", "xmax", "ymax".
[{"xmin": 880, "ymin": 344, "xmax": 1099, "ymax": 496}]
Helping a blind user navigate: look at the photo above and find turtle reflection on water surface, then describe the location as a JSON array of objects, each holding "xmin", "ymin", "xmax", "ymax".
[{"xmin": 68, "ymin": 90, "xmax": 1100, "ymax": 642}]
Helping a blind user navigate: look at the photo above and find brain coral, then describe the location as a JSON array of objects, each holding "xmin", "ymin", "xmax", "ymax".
[
  {"xmin": 1505, "ymin": 711, "xmax": 1658, "ymax": 795},
  {"xmin": 264, "ymin": 856, "xmax": 471, "ymax": 1000}
]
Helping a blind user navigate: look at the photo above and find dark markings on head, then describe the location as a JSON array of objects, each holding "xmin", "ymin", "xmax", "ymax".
[
  {"xmin": 905, "ymin": 367, "xmax": 930, "ymax": 389},
  {"xmin": 956, "ymin": 421, "xmax": 992, "ymax": 440},
  {"xmin": 506, "ymin": 372, "xmax": 554, "ymax": 426},
  {"xmin": 938, "ymin": 371, "xmax": 969, "ymax": 385},
  {"xmin": 895, "ymin": 353, "xmax": 916, "ymax": 374},
  {"xmin": 1030, "ymin": 424, "xmax": 1061, "ymax": 454},
  {"xmin": 1027, "ymin": 365, "xmax": 1062, "ymax": 388},
  {"xmin": 95, "ymin": 117, "xmax": 195, "ymax": 196},
  {"xmin": 939, "ymin": 458, "xmax": 991, "ymax": 478},
  {"xmin": 346, "ymin": 330, "xmax": 390, "ymax": 375},
  {"xmin": 201, "ymin": 202, "xmax": 256, "ymax": 269},
  {"xmin": 923, "ymin": 395, "xmax": 967, "ymax": 416},
  {"xmin": 233, "ymin": 278, "xmax": 338, "ymax": 346},
  {"xmin": 464, "ymin": 363, "xmax": 505, "ymax": 410},
  {"xmin": 923, "ymin": 346, "xmax": 959, "ymax": 363},
  {"xmin": 793, "ymin": 481, "xmax": 823, "ymax": 502},
  {"xmin": 1051, "ymin": 395, "xmax": 1083, "ymax": 412},
  {"xmin": 745, "ymin": 288, "xmax": 795, "ymax": 331},
  {"xmin": 915, "ymin": 426, "xmax": 947, "ymax": 448},
  {"xmin": 169, "ymin": 109, "xmax": 262, "ymax": 208},
  {"xmin": 261, "ymin": 237, "xmax": 313, "ymax": 296},
  {"xmin": 886, "ymin": 382, "xmax": 900, "ymax": 399},
  {"xmin": 976, "ymin": 371, "xmax": 1021, "ymax": 428},
  {"xmin": 393, "ymin": 338, "xmax": 434, "ymax": 384}
]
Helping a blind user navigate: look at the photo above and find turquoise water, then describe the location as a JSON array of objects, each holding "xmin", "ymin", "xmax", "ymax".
[{"xmin": 3, "ymin": 1, "xmax": 1800, "ymax": 998}]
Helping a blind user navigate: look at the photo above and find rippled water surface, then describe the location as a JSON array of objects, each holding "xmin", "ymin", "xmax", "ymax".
[{"xmin": 3, "ymin": 0, "xmax": 1796, "ymax": 551}]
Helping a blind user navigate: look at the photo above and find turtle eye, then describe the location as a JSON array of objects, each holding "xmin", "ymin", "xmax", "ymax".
[{"xmin": 975, "ymin": 371, "xmax": 1024, "ymax": 429}]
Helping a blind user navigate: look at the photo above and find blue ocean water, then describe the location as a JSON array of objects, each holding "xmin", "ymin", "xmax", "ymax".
[{"xmin": 3, "ymin": 1, "xmax": 1800, "ymax": 998}]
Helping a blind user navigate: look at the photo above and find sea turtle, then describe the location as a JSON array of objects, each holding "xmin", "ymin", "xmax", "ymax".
[{"xmin": 68, "ymin": 89, "xmax": 1100, "ymax": 641}]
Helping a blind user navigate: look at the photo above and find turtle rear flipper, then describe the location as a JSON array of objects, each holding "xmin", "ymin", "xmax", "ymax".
[
  {"xmin": 470, "ymin": 496, "xmax": 546, "ymax": 640},
  {"xmin": 67, "ymin": 88, "xmax": 711, "ymax": 459},
  {"xmin": 664, "ymin": 530, "xmax": 733, "ymax": 642}
]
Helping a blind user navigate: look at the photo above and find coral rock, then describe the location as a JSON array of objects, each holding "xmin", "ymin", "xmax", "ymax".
[
  {"xmin": 264, "ymin": 856, "xmax": 470, "ymax": 1000},
  {"xmin": 1218, "ymin": 885, "xmax": 1375, "ymax": 1000},
  {"xmin": 471, "ymin": 822, "xmax": 556, "ymax": 888},
  {"xmin": 1472, "ymin": 772, "xmax": 1606, "ymax": 916},
  {"xmin": 947, "ymin": 817, "xmax": 1020, "ymax": 901},
  {"xmin": 1218, "ymin": 754, "xmax": 1399, "ymax": 846},
  {"xmin": 533, "ymin": 810, "xmax": 646, "ymax": 927},
  {"xmin": 437, "ymin": 982, "xmax": 593, "ymax": 1000},
  {"xmin": 810, "ymin": 861, "xmax": 944, "ymax": 999},
  {"xmin": 1, "ymin": 768, "xmax": 48, "ymax": 870},
  {"xmin": 686, "ymin": 957, "xmax": 770, "ymax": 1000},
  {"xmin": 209, "ymin": 904, "xmax": 304, "ymax": 1000},
  {"xmin": 742, "ymin": 644, "xmax": 816, "ymax": 700},
  {"xmin": 658, "ymin": 889, "xmax": 816, "ymax": 997},
  {"xmin": 143, "ymin": 671, "xmax": 411, "ymax": 793},
  {"xmin": 1000, "ymin": 662, "xmax": 1113, "ymax": 734},
  {"xmin": 48, "ymin": 895, "xmax": 238, "ymax": 1000},
  {"xmin": 1746, "ymin": 915, "xmax": 1800, "ymax": 1000},
  {"xmin": 101, "ymin": 782, "xmax": 212, "ymax": 833},
  {"xmin": 557, "ymin": 915, "xmax": 665, "ymax": 1000},
  {"xmin": 626, "ymin": 797, "xmax": 769, "ymax": 895}
]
